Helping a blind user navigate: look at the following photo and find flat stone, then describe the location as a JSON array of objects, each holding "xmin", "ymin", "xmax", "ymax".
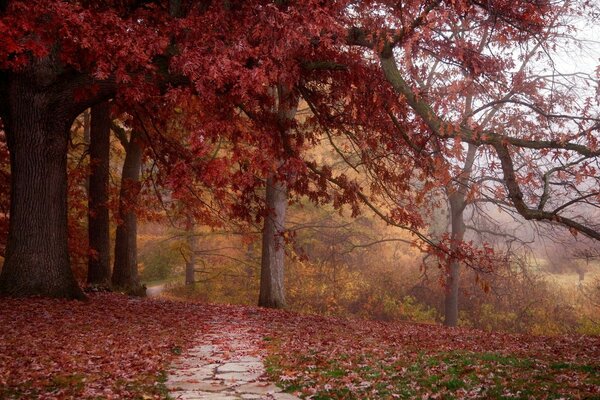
[
  {"xmin": 177, "ymin": 380, "xmax": 231, "ymax": 392},
  {"xmin": 171, "ymin": 358, "xmax": 210, "ymax": 369},
  {"xmin": 172, "ymin": 391, "xmax": 222, "ymax": 400},
  {"xmin": 271, "ymin": 393, "xmax": 303, "ymax": 400},
  {"xmin": 174, "ymin": 392, "xmax": 241, "ymax": 400},
  {"xmin": 172, "ymin": 391, "xmax": 207, "ymax": 400},
  {"xmin": 217, "ymin": 362, "xmax": 264, "ymax": 373},
  {"xmin": 233, "ymin": 356, "xmax": 262, "ymax": 363},
  {"xmin": 215, "ymin": 371, "xmax": 263, "ymax": 382},
  {"xmin": 239, "ymin": 394, "xmax": 262, "ymax": 399},
  {"xmin": 188, "ymin": 345, "xmax": 217, "ymax": 356},
  {"xmin": 167, "ymin": 321, "xmax": 280, "ymax": 400},
  {"xmin": 234, "ymin": 382, "xmax": 281, "ymax": 395},
  {"xmin": 225, "ymin": 340, "xmax": 246, "ymax": 347},
  {"xmin": 170, "ymin": 366, "xmax": 216, "ymax": 381},
  {"xmin": 167, "ymin": 381, "xmax": 209, "ymax": 391}
]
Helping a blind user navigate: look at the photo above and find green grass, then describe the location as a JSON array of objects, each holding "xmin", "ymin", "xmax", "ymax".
[
  {"xmin": 114, "ymin": 370, "xmax": 171, "ymax": 400},
  {"xmin": 268, "ymin": 349, "xmax": 600, "ymax": 399}
]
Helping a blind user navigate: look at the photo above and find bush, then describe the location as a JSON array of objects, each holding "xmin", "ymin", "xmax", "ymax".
[{"xmin": 139, "ymin": 243, "xmax": 181, "ymax": 282}]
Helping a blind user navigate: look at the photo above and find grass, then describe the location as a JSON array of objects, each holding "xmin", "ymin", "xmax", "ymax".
[{"xmin": 268, "ymin": 349, "xmax": 600, "ymax": 399}]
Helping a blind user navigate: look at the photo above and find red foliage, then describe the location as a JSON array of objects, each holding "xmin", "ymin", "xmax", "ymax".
[
  {"xmin": 0, "ymin": 1, "xmax": 597, "ymax": 307},
  {"xmin": 0, "ymin": 294, "xmax": 209, "ymax": 399},
  {"xmin": 261, "ymin": 310, "xmax": 600, "ymax": 398},
  {"xmin": 1, "ymin": 294, "xmax": 598, "ymax": 398}
]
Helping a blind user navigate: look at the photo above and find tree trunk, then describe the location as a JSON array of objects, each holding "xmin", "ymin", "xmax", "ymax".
[
  {"xmin": 87, "ymin": 102, "xmax": 111, "ymax": 286},
  {"xmin": 443, "ymin": 144, "xmax": 477, "ymax": 327},
  {"xmin": 258, "ymin": 175, "xmax": 288, "ymax": 308},
  {"xmin": 257, "ymin": 85, "xmax": 298, "ymax": 309},
  {"xmin": 185, "ymin": 228, "xmax": 196, "ymax": 285},
  {"xmin": 444, "ymin": 193, "xmax": 465, "ymax": 327},
  {"xmin": 112, "ymin": 130, "xmax": 144, "ymax": 294},
  {"xmin": 0, "ymin": 74, "xmax": 84, "ymax": 299}
]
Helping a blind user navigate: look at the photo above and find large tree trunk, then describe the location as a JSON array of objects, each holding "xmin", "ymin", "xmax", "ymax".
[
  {"xmin": 0, "ymin": 73, "xmax": 84, "ymax": 299},
  {"xmin": 87, "ymin": 102, "xmax": 111, "ymax": 286},
  {"xmin": 112, "ymin": 130, "xmax": 144, "ymax": 294},
  {"xmin": 258, "ymin": 175, "xmax": 288, "ymax": 308}
]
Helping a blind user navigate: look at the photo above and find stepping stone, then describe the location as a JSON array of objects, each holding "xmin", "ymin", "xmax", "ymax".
[
  {"xmin": 173, "ymin": 391, "xmax": 241, "ymax": 400},
  {"xmin": 239, "ymin": 395, "xmax": 262, "ymax": 399},
  {"xmin": 233, "ymin": 356, "xmax": 262, "ymax": 363},
  {"xmin": 189, "ymin": 344, "xmax": 217, "ymax": 354},
  {"xmin": 217, "ymin": 362, "xmax": 264, "ymax": 373},
  {"xmin": 272, "ymin": 393, "xmax": 303, "ymax": 400},
  {"xmin": 170, "ymin": 366, "xmax": 216, "ymax": 380},
  {"xmin": 235, "ymin": 382, "xmax": 281, "ymax": 395},
  {"xmin": 215, "ymin": 371, "xmax": 263, "ymax": 382},
  {"xmin": 167, "ymin": 380, "xmax": 210, "ymax": 391},
  {"xmin": 172, "ymin": 392, "xmax": 205, "ymax": 400},
  {"xmin": 179, "ymin": 380, "xmax": 231, "ymax": 392},
  {"xmin": 166, "ymin": 317, "xmax": 281, "ymax": 400},
  {"xmin": 167, "ymin": 376, "xmax": 250, "ymax": 391},
  {"xmin": 172, "ymin": 358, "xmax": 209, "ymax": 368}
]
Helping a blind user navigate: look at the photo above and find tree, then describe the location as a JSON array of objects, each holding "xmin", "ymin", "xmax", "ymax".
[
  {"xmin": 0, "ymin": 129, "xmax": 9, "ymax": 257},
  {"xmin": 2, "ymin": 0, "xmax": 596, "ymax": 301},
  {"xmin": 0, "ymin": 1, "xmax": 162, "ymax": 297},
  {"xmin": 87, "ymin": 102, "xmax": 112, "ymax": 286},
  {"xmin": 0, "ymin": 0, "xmax": 353, "ymax": 298},
  {"xmin": 298, "ymin": 0, "xmax": 598, "ymax": 326},
  {"xmin": 258, "ymin": 86, "xmax": 299, "ymax": 308},
  {"xmin": 377, "ymin": 2, "xmax": 600, "ymax": 327},
  {"xmin": 185, "ymin": 232, "xmax": 197, "ymax": 285},
  {"xmin": 259, "ymin": 175, "xmax": 289, "ymax": 307},
  {"xmin": 0, "ymin": 62, "xmax": 99, "ymax": 298},
  {"xmin": 112, "ymin": 129, "xmax": 145, "ymax": 294},
  {"xmin": 397, "ymin": 12, "xmax": 567, "ymax": 326}
]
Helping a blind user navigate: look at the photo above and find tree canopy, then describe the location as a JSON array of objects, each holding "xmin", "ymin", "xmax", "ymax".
[{"xmin": 0, "ymin": 0, "xmax": 598, "ymax": 301}]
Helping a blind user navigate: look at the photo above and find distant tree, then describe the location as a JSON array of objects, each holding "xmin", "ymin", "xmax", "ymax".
[
  {"xmin": 185, "ymin": 235, "xmax": 197, "ymax": 286},
  {"xmin": 2, "ymin": 0, "xmax": 595, "ymax": 301},
  {"xmin": 0, "ymin": 0, "xmax": 342, "ymax": 297}
]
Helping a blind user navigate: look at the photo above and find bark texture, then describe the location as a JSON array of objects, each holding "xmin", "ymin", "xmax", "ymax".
[
  {"xmin": 0, "ymin": 73, "xmax": 85, "ymax": 298},
  {"xmin": 258, "ymin": 175, "xmax": 288, "ymax": 308},
  {"xmin": 258, "ymin": 85, "xmax": 298, "ymax": 309},
  {"xmin": 112, "ymin": 130, "xmax": 144, "ymax": 294},
  {"xmin": 444, "ymin": 193, "xmax": 466, "ymax": 326},
  {"xmin": 0, "ymin": 53, "xmax": 114, "ymax": 299},
  {"xmin": 443, "ymin": 144, "xmax": 477, "ymax": 327},
  {"xmin": 87, "ymin": 102, "xmax": 111, "ymax": 286}
]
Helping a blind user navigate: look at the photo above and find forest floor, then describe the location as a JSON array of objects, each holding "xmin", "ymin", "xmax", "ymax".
[{"xmin": 0, "ymin": 293, "xmax": 599, "ymax": 399}]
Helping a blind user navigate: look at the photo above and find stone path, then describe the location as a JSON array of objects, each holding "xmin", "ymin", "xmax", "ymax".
[
  {"xmin": 146, "ymin": 284, "xmax": 165, "ymax": 298},
  {"xmin": 165, "ymin": 319, "xmax": 301, "ymax": 400}
]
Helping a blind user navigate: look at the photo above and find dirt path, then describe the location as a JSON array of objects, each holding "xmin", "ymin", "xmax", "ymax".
[
  {"xmin": 145, "ymin": 284, "xmax": 165, "ymax": 298},
  {"xmin": 165, "ymin": 316, "xmax": 299, "ymax": 400}
]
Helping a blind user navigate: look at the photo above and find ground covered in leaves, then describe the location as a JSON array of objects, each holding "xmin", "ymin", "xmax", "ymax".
[
  {"xmin": 0, "ymin": 293, "xmax": 598, "ymax": 399},
  {"xmin": 0, "ymin": 293, "xmax": 212, "ymax": 399},
  {"xmin": 264, "ymin": 314, "xmax": 600, "ymax": 399}
]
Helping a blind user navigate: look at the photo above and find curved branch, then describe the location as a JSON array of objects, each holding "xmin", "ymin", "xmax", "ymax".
[
  {"xmin": 494, "ymin": 143, "xmax": 600, "ymax": 241},
  {"xmin": 379, "ymin": 54, "xmax": 600, "ymax": 157}
]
